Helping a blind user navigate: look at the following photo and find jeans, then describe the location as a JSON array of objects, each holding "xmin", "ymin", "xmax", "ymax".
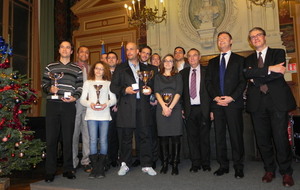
[{"xmin": 87, "ymin": 120, "xmax": 110, "ymax": 155}]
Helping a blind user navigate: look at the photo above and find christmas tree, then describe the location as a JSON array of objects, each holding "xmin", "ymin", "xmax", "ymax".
[{"xmin": 0, "ymin": 36, "xmax": 45, "ymax": 176}]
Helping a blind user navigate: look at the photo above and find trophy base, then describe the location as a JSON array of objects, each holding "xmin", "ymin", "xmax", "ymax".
[
  {"xmin": 95, "ymin": 105, "xmax": 102, "ymax": 109},
  {"xmin": 51, "ymin": 95, "xmax": 59, "ymax": 99},
  {"xmin": 142, "ymin": 88, "xmax": 150, "ymax": 94}
]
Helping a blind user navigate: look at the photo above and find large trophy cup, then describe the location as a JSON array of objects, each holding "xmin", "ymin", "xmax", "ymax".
[
  {"xmin": 48, "ymin": 72, "xmax": 64, "ymax": 99},
  {"xmin": 138, "ymin": 70, "xmax": 154, "ymax": 94},
  {"xmin": 94, "ymin": 84, "xmax": 103, "ymax": 109}
]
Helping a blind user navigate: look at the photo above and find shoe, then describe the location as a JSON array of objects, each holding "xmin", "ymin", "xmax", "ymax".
[
  {"xmin": 190, "ymin": 166, "xmax": 200, "ymax": 173},
  {"xmin": 142, "ymin": 167, "xmax": 157, "ymax": 176},
  {"xmin": 202, "ymin": 165, "xmax": 211, "ymax": 172},
  {"xmin": 62, "ymin": 171, "xmax": 76, "ymax": 179},
  {"xmin": 45, "ymin": 174, "xmax": 55, "ymax": 183},
  {"xmin": 234, "ymin": 169, "xmax": 244, "ymax": 179},
  {"xmin": 118, "ymin": 162, "xmax": 129, "ymax": 176},
  {"xmin": 132, "ymin": 159, "xmax": 141, "ymax": 167},
  {"xmin": 262, "ymin": 172, "xmax": 275, "ymax": 183},
  {"xmin": 282, "ymin": 174, "xmax": 294, "ymax": 187},
  {"xmin": 213, "ymin": 168, "xmax": 229, "ymax": 176},
  {"xmin": 111, "ymin": 161, "xmax": 118, "ymax": 167},
  {"xmin": 82, "ymin": 164, "xmax": 92, "ymax": 173}
]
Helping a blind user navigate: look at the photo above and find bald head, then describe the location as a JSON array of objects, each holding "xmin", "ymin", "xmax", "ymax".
[{"xmin": 126, "ymin": 42, "xmax": 139, "ymax": 62}]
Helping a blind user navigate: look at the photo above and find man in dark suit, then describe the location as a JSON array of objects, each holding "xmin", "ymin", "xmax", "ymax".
[
  {"xmin": 174, "ymin": 46, "xmax": 189, "ymax": 72},
  {"xmin": 180, "ymin": 48, "xmax": 211, "ymax": 173},
  {"xmin": 110, "ymin": 42, "xmax": 157, "ymax": 176},
  {"xmin": 132, "ymin": 45, "xmax": 159, "ymax": 168},
  {"xmin": 206, "ymin": 32, "xmax": 246, "ymax": 179},
  {"xmin": 245, "ymin": 27, "xmax": 296, "ymax": 187}
]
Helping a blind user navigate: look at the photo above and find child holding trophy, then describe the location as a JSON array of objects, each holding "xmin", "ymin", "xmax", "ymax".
[
  {"xmin": 154, "ymin": 54, "xmax": 183, "ymax": 175},
  {"xmin": 80, "ymin": 61, "xmax": 117, "ymax": 179}
]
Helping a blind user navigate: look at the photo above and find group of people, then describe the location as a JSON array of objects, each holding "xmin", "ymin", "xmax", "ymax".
[{"xmin": 41, "ymin": 27, "xmax": 296, "ymax": 187}]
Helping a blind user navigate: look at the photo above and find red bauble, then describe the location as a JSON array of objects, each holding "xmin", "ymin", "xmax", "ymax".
[
  {"xmin": 18, "ymin": 110, "xmax": 22, "ymax": 114},
  {"xmin": 11, "ymin": 153, "xmax": 15, "ymax": 157},
  {"xmin": 7, "ymin": 134, "xmax": 11, "ymax": 138}
]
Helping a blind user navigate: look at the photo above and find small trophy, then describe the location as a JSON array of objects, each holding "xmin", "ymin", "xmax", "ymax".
[
  {"xmin": 48, "ymin": 72, "xmax": 64, "ymax": 99},
  {"xmin": 162, "ymin": 93, "xmax": 173, "ymax": 107},
  {"xmin": 94, "ymin": 85, "xmax": 103, "ymax": 109},
  {"xmin": 138, "ymin": 70, "xmax": 154, "ymax": 94}
]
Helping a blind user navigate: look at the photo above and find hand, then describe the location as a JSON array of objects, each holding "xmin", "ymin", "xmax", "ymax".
[
  {"xmin": 50, "ymin": 85, "xmax": 59, "ymax": 94},
  {"xmin": 61, "ymin": 96, "xmax": 76, "ymax": 102},
  {"xmin": 162, "ymin": 106, "xmax": 172, "ymax": 117},
  {"xmin": 112, "ymin": 105, "xmax": 118, "ymax": 112},
  {"xmin": 210, "ymin": 112, "xmax": 214, "ymax": 121},
  {"xmin": 269, "ymin": 62, "xmax": 285, "ymax": 74},
  {"xmin": 125, "ymin": 86, "xmax": 138, "ymax": 95},
  {"xmin": 90, "ymin": 103, "xmax": 107, "ymax": 111},
  {"xmin": 214, "ymin": 96, "xmax": 230, "ymax": 106},
  {"xmin": 150, "ymin": 100, "xmax": 157, "ymax": 106}
]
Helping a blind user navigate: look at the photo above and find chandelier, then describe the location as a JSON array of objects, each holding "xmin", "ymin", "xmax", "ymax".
[{"xmin": 124, "ymin": 0, "xmax": 167, "ymax": 27}]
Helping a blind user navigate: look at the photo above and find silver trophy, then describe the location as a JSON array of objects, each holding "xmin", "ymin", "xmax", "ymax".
[
  {"xmin": 48, "ymin": 72, "xmax": 64, "ymax": 99},
  {"xmin": 94, "ymin": 85, "xmax": 103, "ymax": 109},
  {"xmin": 138, "ymin": 70, "xmax": 154, "ymax": 94}
]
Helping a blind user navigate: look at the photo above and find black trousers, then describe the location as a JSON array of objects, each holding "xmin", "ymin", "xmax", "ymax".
[
  {"xmin": 213, "ymin": 106, "xmax": 244, "ymax": 170},
  {"xmin": 186, "ymin": 105, "xmax": 211, "ymax": 167},
  {"xmin": 117, "ymin": 101, "xmax": 153, "ymax": 167},
  {"xmin": 251, "ymin": 93, "xmax": 293, "ymax": 175},
  {"xmin": 108, "ymin": 108, "xmax": 119, "ymax": 162},
  {"xmin": 45, "ymin": 100, "xmax": 76, "ymax": 174},
  {"xmin": 134, "ymin": 105, "xmax": 158, "ymax": 163}
]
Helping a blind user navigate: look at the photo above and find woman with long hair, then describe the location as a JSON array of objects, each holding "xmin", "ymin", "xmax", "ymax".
[
  {"xmin": 80, "ymin": 61, "xmax": 117, "ymax": 179},
  {"xmin": 154, "ymin": 54, "xmax": 183, "ymax": 175}
]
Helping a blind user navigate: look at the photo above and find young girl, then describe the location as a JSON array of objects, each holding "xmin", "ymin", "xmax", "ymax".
[{"xmin": 80, "ymin": 61, "xmax": 117, "ymax": 179}]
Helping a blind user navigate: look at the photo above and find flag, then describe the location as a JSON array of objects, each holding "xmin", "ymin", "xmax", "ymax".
[
  {"xmin": 121, "ymin": 42, "xmax": 126, "ymax": 63},
  {"xmin": 101, "ymin": 41, "xmax": 106, "ymax": 55}
]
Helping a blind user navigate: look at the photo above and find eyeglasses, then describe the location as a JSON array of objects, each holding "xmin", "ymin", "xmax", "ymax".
[
  {"xmin": 164, "ymin": 60, "xmax": 173, "ymax": 63},
  {"xmin": 95, "ymin": 68, "xmax": 104, "ymax": 71},
  {"xmin": 249, "ymin": 33, "xmax": 264, "ymax": 40}
]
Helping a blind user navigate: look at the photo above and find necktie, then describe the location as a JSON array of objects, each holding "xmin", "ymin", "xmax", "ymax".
[
  {"xmin": 219, "ymin": 53, "xmax": 226, "ymax": 95},
  {"xmin": 190, "ymin": 69, "xmax": 197, "ymax": 99},
  {"xmin": 258, "ymin": 52, "xmax": 268, "ymax": 94}
]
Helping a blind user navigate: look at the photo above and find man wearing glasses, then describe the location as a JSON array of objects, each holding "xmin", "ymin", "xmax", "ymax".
[{"xmin": 244, "ymin": 27, "xmax": 296, "ymax": 187}]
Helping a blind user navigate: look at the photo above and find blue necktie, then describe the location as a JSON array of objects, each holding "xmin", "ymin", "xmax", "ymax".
[{"xmin": 219, "ymin": 53, "xmax": 227, "ymax": 95}]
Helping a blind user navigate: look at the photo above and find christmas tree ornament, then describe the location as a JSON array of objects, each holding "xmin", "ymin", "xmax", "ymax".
[
  {"xmin": 7, "ymin": 134, "xmax": 11, "ymax": 138},
  {"xmin": 15, "ymin": 142, "xmax": 19, "ymax": 147},
  {"xmin": 19, "ymin": 140, "xmax": 23, "ymax": 144},
  {"xmin": 12, "ymin": 74, "xmax": 18, "ymax": 79},
  {"xmin": 42, "ymin": 152, "xmax": 46, "ymax": 159},
  {"xmin": 2, "ymin": 136, "xmax": 8, "ymax": 142},
  {"xmin": 19, "ymin": 152, "xmax": 24, "ymax": 158},
  {"xmin": 11, "ymin": 153, "xmax": 15, "ymax": 157},
  {"xmin": 15, "ymin": 98, "xmax": 20, "ymax": 103},
  {"xmin": 33, "ymin": 164, "xmax": 36, "ymax": 168}
]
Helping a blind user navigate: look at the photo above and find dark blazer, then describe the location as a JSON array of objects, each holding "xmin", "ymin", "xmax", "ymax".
[
  {"xmin": 244, "ymin": 48, "xmax": 296, "ymax": 112},
  {"xmin": 110, "ymin": 61, "xmax": 158, "ymax": 128},
  {"xmin": 180, "ymin": 65, "xmax": 210, "ymax": 121},
  {"xmin": 205, "ymin": 52, "xmax": 246, "ymax": 109}
]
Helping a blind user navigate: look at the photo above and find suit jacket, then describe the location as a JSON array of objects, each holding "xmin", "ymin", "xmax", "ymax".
[
  {"xmin": 180, "ymin": 65, "xmax": 210, "ymax": 121},
  {"xmin": 206, "ymin": 52, "xmax": 246, "ymax": 109},
  {"xmin": 244, "ymin": 48, "xmax": 296, "ymax": 112},
  {"xmin": 110, "ymin": 61, "xmax": 158, "ymax": 128}
]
